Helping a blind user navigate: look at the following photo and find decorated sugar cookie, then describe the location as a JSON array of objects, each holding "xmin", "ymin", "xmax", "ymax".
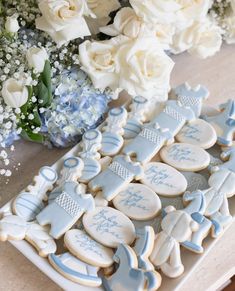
[
  {"xmin": 83, "ymin": 207, "xmax": 136, "ymax": 248},
  {"xmin": 133, "ymin": 226, "xmax": 155, "ymax": 271},
  {"xmin": 113, "ymin": 183, "xmax": 161, "ymax": 220},
  {"xmin": 160, "ymin": 143, "xmax": 210, "ymax": 171},
  {"xmin": 25, "ymin": 223, "xmax": 57, "ymax": 257},
  {"xmin": 94, "ymin": 192, "xmax": 108, "ymax": 207},
  {"xmin": 12, "ymin": 193, "xmax": 45, "ymax": 222},
  {"xmin": 57, "ymin": 157, "xmax": 84, "ymax": 186},
  {"xmin": 0, "ymin": 215, "xmax": 27, "ymax": 241},
  {"xmin": 102, "ymin": 244, "xmax": 162, "ymax": 291},
  {"xmin": 79, "ymin": 129, "xmax": 102, "ymax": 183},
  {"xmin": 172, "ymin": 83, "xmax": 209, "ymax": 117},
  {"xmin": 176, "ymin": 119, "xmax": 217, "ymax": 149},
  {"xmin": 89, "ymin": 155, "xmax": 143, "ymax": 201},
  {"xmin": 203, "ymin": 99, "xmax": 235, "ymax": 146},
  {"xmin": 37, "ymin": 181, "xmax": 95, "ymax": 239},
  {"xmin": 27, "ymin": 166, "xmax": 58, "ymax": 201},
  {"xmin": 141, "ymin": 162, "xmax": 187, "ymax": 197},
  {"xmin": 211, "ymin": 146, "xmax": 235, "ymax": 173},
  {"xmin": 182, "ymin": 172, "xmax": 208, "ymax": 192},
  {"xmin": 150, "ymin": 206, "xmax": 198, "ymax": 278},
  {"xmin": 123, "ymin": 123, "xmax": 172, "ymax": 164},
  {"xmin": 49, "ymin": 252, "xmax": 102, "ymax": 287},
  {"xmin": 100, "ymin": 107, "xmax": 127, "ymax": 156},
  {"xmin": 64, "ymin": 229, "xmax": 114, "ymax": 268},
  {"xmin": 124, "ymin": 96, "xmax": 149, "ymax": 139}
]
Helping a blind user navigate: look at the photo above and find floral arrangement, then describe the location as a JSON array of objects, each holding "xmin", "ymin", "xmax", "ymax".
[{"xmin": 0, "ymin": 0, "xmax": 235, "ymax": 168}]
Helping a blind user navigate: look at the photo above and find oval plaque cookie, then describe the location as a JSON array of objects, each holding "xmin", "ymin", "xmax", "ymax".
[
  {"xmin": 176, "ymin": 119, "xmax": 217, "ymax": 149},
  {"xmin": 83, "ymin": 207, "xmax": 136, "ymax": 248},
  {"xmin": 64, "ymin": 229, "xmax": 114, "ymax": 267},
  {"xmin": 141, "ymin": 163, "xmax": 187, "ymax": 197},
  {"xmin": 113, "ymin": 183, "xmax": 161, "ymax": 220},
  {"xmin": 160, "ymin": 143, "xmax": 210, "ymax": 172}
]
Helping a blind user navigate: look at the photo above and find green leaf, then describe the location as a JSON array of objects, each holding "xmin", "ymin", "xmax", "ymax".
[
  {"xmin": 41, "ymin": 60, "xmax": 52, "ymax": 105},
  {"xmin": 20, "ymin": 129, "xmax": 44, "ymax": 143},
  {"xmin": 37, "ymin": 80, "xmax": 50, "ymax": 107}
]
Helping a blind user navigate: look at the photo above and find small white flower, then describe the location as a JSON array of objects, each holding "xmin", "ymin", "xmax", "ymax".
[
  {"xmin": 26, "ymin": 47, "xmax": 49, "ymax": 73},
  {"xmin": 1, "ymin": 78, "xmax": 29, "ymax": 108},
  {"xmin": 5, "ymin": 14, "xmax": 20, "ymax": 33},
  {"xmin": 28, "ymin": 113, "xmax": 34, "ymax": 120}
]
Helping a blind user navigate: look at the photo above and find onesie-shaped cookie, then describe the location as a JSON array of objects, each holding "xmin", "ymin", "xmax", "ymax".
[
  {"xmin": 79, "ymin": 129, "xmax": 102, "ymax": 183},
  {"xmin": 89, "ymin": 155, "xmax": 143, "ymax": 201},
  {"xmin": 203, "ymin": 99, "xmax": 235, "ymax": 146},
  {"xmin": 102, "ymin": 244, "xmax": 162, "ymax": 291},
  {"xmin": 123, "ymin": 123, "xmax": 172, "ymax": 164},
  {"xmin": 124, "ymin": 96, "xmax": 149, "ymax": 139},
  {"xmin": 57, "ymin": 157, "xmax": 84, "ymax": 186},
  {"xmin": 172, "ymin": 83, "xmax": 209, "ymax": 117},
  {"xmin": 27, "ymin": 166, "xmax": 58, "ymax": 201},
  {"xmin": 36, "ymin": 181, "xmax": 95, "ymax": 239},
  {"xmin": 150, "ymin": 206, "xmax": 198, "ymax": 278},
  {"xmin": 101, "ymin": 107, "xmax": 127, "ymax": 156}
]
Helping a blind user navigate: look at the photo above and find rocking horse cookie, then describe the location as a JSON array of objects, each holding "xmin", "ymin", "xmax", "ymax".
[
  {"xmin": 102, "ymin": 244, "xmax": 162, "ymax": 291},
  {"xmin": 100, "ymin": 107, "xmax": 128, "ymax": 156}
]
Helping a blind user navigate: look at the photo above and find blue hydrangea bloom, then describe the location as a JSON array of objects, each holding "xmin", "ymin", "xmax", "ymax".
[{"xmin": 43, "ymin": 68, "xmax": 113, "ymax": 147}]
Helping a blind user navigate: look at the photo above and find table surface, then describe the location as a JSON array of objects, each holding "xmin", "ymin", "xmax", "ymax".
[{"xmin": 0, "ymin": 44, "xmax": 235, "ymax": 291}]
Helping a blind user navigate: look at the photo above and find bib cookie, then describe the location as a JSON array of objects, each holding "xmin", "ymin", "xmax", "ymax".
[
  {"xmin": 176, "ymin": 119, "xmax": 217, "ymax": 149},
  {"xmin": 160, "ymin": 143, "xmax": 210, "ymax": 171},
  {"xmin": 113, "ymin": 183, "xmax": 161, "ymax": 220},
  {"xmin": 141, "ymin": 162, "xmax": 187, "ymax": 197},
  {"xmin": 64, "ymin": 229, "xmax": 114, "ymax": 267},
  {"xmin": 83, "ymin": 207, "xmax": 136, "ymax": 248}
]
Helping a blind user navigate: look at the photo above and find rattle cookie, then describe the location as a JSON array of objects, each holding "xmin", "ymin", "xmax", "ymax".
[
  {"xmin": 89, "ymin": 155, "xmax": 143, "ymax": 201},
  {"xmin": 27, "ymin": 166, "xmax": 58, "ymax": 201},
  {"xmin": 36, "ymin": 181, "xmax": 95, "ymax": 239},
  {"xmin": 160, "ymin": 143, "xmax": 210, "ymax": 171},
  {"xmin": 141, "ymin": 162, "xmax": 187, "ymax": 197},
  {"xmin": 82, "ymin": 206, "xmax": 136, "ymax": 248},
  {"xmin": 113, "ymin": 183, "xmax": 161, "ymax": 220},
  {"xmin": 102, "ymin": 244, "xmax": 162, "ymax": 291},
  {"xmin": 203, "ymin": 99, "xmax": 235, "ymax": 146},
  {"xmin": 172, "ymin": 83, "xmax": 209, "ymax": 117},
  {"xmin": 176, "ymin": 119, "xmax": 217, "ymax": 149},
  {"xmin": 124, "ymin": 96, "xmax": 149, "ymax": 139},
  {"xmin": 100, "ymin": 107, "xmax": 127, "ymax": 156},
  {"xmin": 150, "ymin": 206, "xmax": 199, "ymax": 278},
  {"xmin": 64, "ymin": 229, "xmax": 114, "ymax": 268},
  {"xmin": 48, "ymin": 252, "xmax": 102, "ymax": 287},
  {"xmin": 56, "ymin": 157, "xmax": 84, "ymax": 186},
  {"xmin": 79, "ymin": 129, "xmax": 102, "ymax": 182}
]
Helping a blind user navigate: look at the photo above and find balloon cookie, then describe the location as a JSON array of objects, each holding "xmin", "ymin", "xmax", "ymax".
[
  {"xmin": 160, "ymin": 143, "xmax": 210, "ymax": 171},
  {"xmin": 83, "ymin": 207, "xmax": 136, "ymax": 248},
  {"xmin": 64, "ymin": 229, "xmax": 114, "ymax": 267},
  {"xmin": 141, "ymin": 162, "xmax": 187, "ymax": 197},
  {"xmin": 176, "ymin": 119, "xmax": 217, "ymax": 149},
  {"xmin": 48, "ymin": 252, "xmax": 102, "ymax": 287},
  {"xmin": 113, "ymin": 183, "xmax": 161, "ymax": 220}
]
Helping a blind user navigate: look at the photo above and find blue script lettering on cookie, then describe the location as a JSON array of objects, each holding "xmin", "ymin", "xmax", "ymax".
[
  {"xmin": 181, "ymin": 124, "xmax": 201, "ymax": 142},
  {"xmin": 75, "ymin": 233, "xmax": 104, "ymax": 258},
  {"xmin": 168, "ymin": 144, "xmax": 196, "ymax": 162},
  {"xmin": 145, "ymin": 166, "xmax": 175, "ymax": 189},
  {"xmin": 118, "ymin": 188, "xmax": 149, "ymax": 211}
]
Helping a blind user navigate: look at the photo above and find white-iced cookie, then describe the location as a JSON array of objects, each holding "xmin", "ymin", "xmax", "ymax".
[
  {"xmin": 83, "ymin": 207, "xmax": 136, "ymax": 248},
  {"xmin": 176, "ymin": 119, "xmax": 217, "ymax": 149},
  {"xmin": 160, "ymin": 143, "xmax": 210, "ymax": 172},
  {"xmin": 141, "ymin": 163, "xmax": 187, "ymax": 197},
  {"xmin": 64, "ymin": 229, "xmax": 114, "ymax": 268},
  {"xmin": 0, "ymin": 215, "xmax": 27, "ymax": 241},
  {"xmin": 113, "ymin": 183, "xmax": 161, "ymax": 220},
  {"xmin": 25, "ymin": 223, "xmax": 57, "ymax": 257},
  {"xmin": 12, "ymin": 193, "xmax": 45, "ymax": 222}
]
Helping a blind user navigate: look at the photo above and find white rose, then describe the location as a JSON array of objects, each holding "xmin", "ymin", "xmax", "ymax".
[
  {"xmin": 26, "ymin": 47, "xmax": 49, "ymax": 73},
  {"xmin": 172, "ymin": 19, "xmax": 222, "ymax": 58},
  {"xmin": 79, "ymin": 36, "xmax": 128, "ymax": 91},
  {"xmin": 130, "ymin": 0, "xmax": 212, "ymax": 29},
  {"xmin": 1, "ymin": 78, "xmax": 28, "ymax": 108},
  {"xmin": 35, "ymin": 0, "xmax": 92, "ymax": 47},
  {"xmin": 100, "ymin": 7, "xmax": 146, "ymax": 38},
  {"xmin": 86, "ymin": 0, "xmax": 121, "ymax": 35},
  {"xmin": 116, "ymin": 37, "xmax": 174, "ymax": 99},
  {"xmin": 5, "ymin": 14, "xmax": 20, "ymax": 33}
]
